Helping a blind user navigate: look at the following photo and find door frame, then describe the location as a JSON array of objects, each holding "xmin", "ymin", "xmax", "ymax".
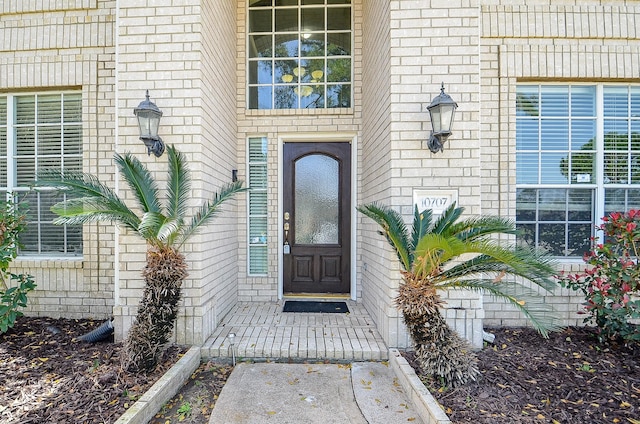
[{"xmin": 278, "ymin": 132, "xmax": 358, "ymax": 300}]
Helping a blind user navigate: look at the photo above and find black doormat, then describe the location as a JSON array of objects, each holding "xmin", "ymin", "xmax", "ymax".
[{"xmin": 283, "ymin": 300, "xmax": 349, "ymax": 313}]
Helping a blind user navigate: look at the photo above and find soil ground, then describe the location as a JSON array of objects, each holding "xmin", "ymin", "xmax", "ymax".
[
  {"xmin": 147, "ymin": 361, "xmax": 232, "ymax": 424},
  {"xmin": 0, "ymin": 316, "xmax": 185, "ymax": 424},
  {"xmin": 2, "ymin": 317, "xmax": 639, "ymax": 423},
  {"xmin": 411, "ymin": 326, "xmax": 640, "ymax": 423}
]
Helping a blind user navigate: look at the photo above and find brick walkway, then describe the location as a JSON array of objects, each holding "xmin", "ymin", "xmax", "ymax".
[{"xmin": 201, "ymin": 301, "xmax": 389, "ymax": 361}]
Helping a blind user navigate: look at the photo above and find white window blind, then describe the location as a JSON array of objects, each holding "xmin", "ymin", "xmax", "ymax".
[
  {"xmin": 0, "ymin": 97, "xmax": 7, "ymax": 187},
  {"xmin": 1, "ymin": 92, "xmax": 83, "ymax": 256},
  {"xmin": 248, "ymin": 137, "xmax": 268, "ymax": 275}
]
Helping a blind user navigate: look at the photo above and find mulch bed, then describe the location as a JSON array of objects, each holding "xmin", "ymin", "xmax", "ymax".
[
  {"xmin": 4, "ymin": 318, "xmax": 640, "ymax": 424},
  {"xmin": 407, "ymin": 327, "xmax": 640, "ymax": 423},
  {"xmin": 0, "ymin": 316, "xmax": 185, "ymax": 424}
]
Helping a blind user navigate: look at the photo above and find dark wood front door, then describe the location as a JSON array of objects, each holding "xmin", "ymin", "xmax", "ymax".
[{"xmin": 283, "ymin": 142, "xmax": 351, "ymax": 294}]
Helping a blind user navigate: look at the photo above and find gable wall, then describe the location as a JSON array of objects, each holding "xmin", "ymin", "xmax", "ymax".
[
  {"xmin": 480, "ymin": 1, "xmax": 640, "ymax": 328},
  {"xmin": 0, "ymin": 0, "xmax": 116, "ymax": 319}
]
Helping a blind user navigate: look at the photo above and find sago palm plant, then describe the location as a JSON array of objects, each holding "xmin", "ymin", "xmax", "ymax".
[
  {"xmin": 358, "ymin": 203, "xmax": 560, "ymax": 387},
  {"xmin": 37, "ymin": 146, "xmax": 245, "ymax": 373}
]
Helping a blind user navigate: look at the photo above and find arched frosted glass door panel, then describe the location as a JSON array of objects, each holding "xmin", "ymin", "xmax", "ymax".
[{"xmin": 294, "ymin": 154, "xmax": 339, "ymax": 245}]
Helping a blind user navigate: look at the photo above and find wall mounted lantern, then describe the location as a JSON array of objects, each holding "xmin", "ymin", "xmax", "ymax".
[
  {"xmin": 133, "ymin": 90, "xmax": 165, "ymax": 157},
  {"xmin": 426, "ymin": 83, "xmax": 458, "ymax": 153}
]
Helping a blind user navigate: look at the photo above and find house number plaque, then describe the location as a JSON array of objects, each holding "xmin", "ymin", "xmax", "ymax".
[{"xmin": 412, "ymin": 189, "xmax": 458, "ymax": 216}]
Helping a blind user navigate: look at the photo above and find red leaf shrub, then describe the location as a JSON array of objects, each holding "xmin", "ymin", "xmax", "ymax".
[{"xmin": 559, "ymin": 209, "xmax": 640, "ymax": 343}]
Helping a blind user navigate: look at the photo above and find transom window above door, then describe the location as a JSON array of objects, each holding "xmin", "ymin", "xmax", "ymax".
[{"xmin": 247, "ymin": 0, "xmax": 352, "ymax": 109}]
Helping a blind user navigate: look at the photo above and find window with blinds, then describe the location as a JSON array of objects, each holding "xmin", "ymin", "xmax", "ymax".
[
  {"xmin": 516, "ymin": 84, "xmax": 640, "ymax": 257},
  {"xmin": 0, "ymin": 92, "xmax": 83, "ymax": 256},
  {"xmin": 248, "ymin": 137, "xmax": 268, "ymax": 275}
]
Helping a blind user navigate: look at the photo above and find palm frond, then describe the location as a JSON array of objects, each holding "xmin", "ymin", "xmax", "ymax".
[
  {"xmin": 413, "ymin": 233, "xmax": 475, "ymax": 278},
  {"xmin": 165, "ymin": 145, "xmax": 191, "ymax": 222},
  {"xmin": 501, "ymin": 247, "xmax": 559, "ymax": 291},
  {"xmin": 156, "ymin": 218, "xmax": 182, "ymax": 245},
  {"xmin": 37, "ymin": 170, "xmax": 140, "ymax": 231},
  {"xmin": 52, "ymin": 211, "xmax": 136, "ymax": 227},
  {"xmin": 357, "ymin": 202, "xmax": 412, "ymax": 271},
  {"xmin": 411, "ymin": 206, "xmax": 431, "ymax": 255},
  {"xmin": 446, "ymin": 216, "xmax": 518, "ymax": 241},
  {"xmin": 431, "ymin": 203, "xmax": 464, "ymax": 235},
  {"xmin": 37, "ymin": 170, "xmax": 119, "ymax": 203},
  {"xmin": 176, "ymin": 181, "xmax": 247, "ymax": 248},
  {"xmin": 437, "ymin": 257, "xmax": 510, "ymax": 281},
  {"xmin": 138, "ymin": 211, "xmax": 167, "ymax": 242},
  {"xmin": 441, "ymin": 280, "xmax": 562, "ymax": 337},
  {"xmin": 50, "ymin": 198, "xmax": 140, "ymax": 230},
  {"xmin": 441, "ymin": 245, "xmax": 557, "ymax": 290},
  {"xmin": 115, "ymin": 153, "xmax": 162, "ymax": 214}
]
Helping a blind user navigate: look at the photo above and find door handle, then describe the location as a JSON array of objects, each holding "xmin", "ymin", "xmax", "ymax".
[
  {"xmin": 284, "ymin": 212, "xmax": 291, "ymax": 254},
  {"xmin": 284, "ymin": 212, "xmax": 291, "ymax": 242}
]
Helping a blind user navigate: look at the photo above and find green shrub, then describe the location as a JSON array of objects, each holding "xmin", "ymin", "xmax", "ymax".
[
  {"xmin": 0, "ymin": 197, "xmax": 36, "ymax": 333},
  {"xmin": 0, "ymin": 273, "xmax": 36, "ymax": 332},
  {"xmin": 559, "ymin": 209, "xmax": 640, "ymax": 343}
]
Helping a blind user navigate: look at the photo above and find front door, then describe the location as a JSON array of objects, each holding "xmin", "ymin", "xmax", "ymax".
[{"xmin": 283, "ymin": 142, "xmax": 351, "ymax": 294}]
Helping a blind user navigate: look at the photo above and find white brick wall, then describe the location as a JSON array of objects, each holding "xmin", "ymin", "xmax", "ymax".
[
  {"xmin": 113, "ymin": 0, "xmax": 242, "ymax": 345},
  {"xmin": 479, "ymin": 1, "xmax": 640, "ymax": 328},
  {"xmin": 176, "ymin": 0, "xmax": 240, "ymax": 347},
  {"xmin": 385, "ymin": 0, "xmax": 482, "ymax": 347},
  {"xmin": 0, "ymin": 1, "xmax": 97, "ymax": 14},
  {"xmin": 360, "ymin": 0, "xmax": 404, "ymax": 347},
  {"xmin": 0, "ymin": 1, "xmax": 116, "ymax": 320}
]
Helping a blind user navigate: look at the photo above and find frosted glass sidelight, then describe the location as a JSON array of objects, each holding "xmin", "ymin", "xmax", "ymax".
[{"xmin": 295, "ymin": 154, "xmax": 339, "ymax": 244}]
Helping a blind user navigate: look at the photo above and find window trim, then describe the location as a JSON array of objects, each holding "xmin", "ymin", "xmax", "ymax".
[
  {"xmin": 515, "ymin": 83, "xmax": 640, "ymax": 257},
  {"xmin": 1, "ymin": 90, "xmax": 83, "ymax": 258}
]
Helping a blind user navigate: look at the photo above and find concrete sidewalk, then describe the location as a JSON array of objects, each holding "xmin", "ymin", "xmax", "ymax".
[{"xmin": 208, "ymin": 362, "xmax": 424, "ymax": 424}]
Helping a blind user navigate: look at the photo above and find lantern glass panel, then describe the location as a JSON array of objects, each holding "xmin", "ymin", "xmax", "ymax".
[
  {"xmin": 430, "ymin": 104, "xmax": 456, "ymax": 135},
  {"xmin": 439, "ymin": 104, "xmax": 455, "ymax": 134},
  {"xmin": 137, "ymin": 111, "xmax": 161, "ymax": 139}
]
